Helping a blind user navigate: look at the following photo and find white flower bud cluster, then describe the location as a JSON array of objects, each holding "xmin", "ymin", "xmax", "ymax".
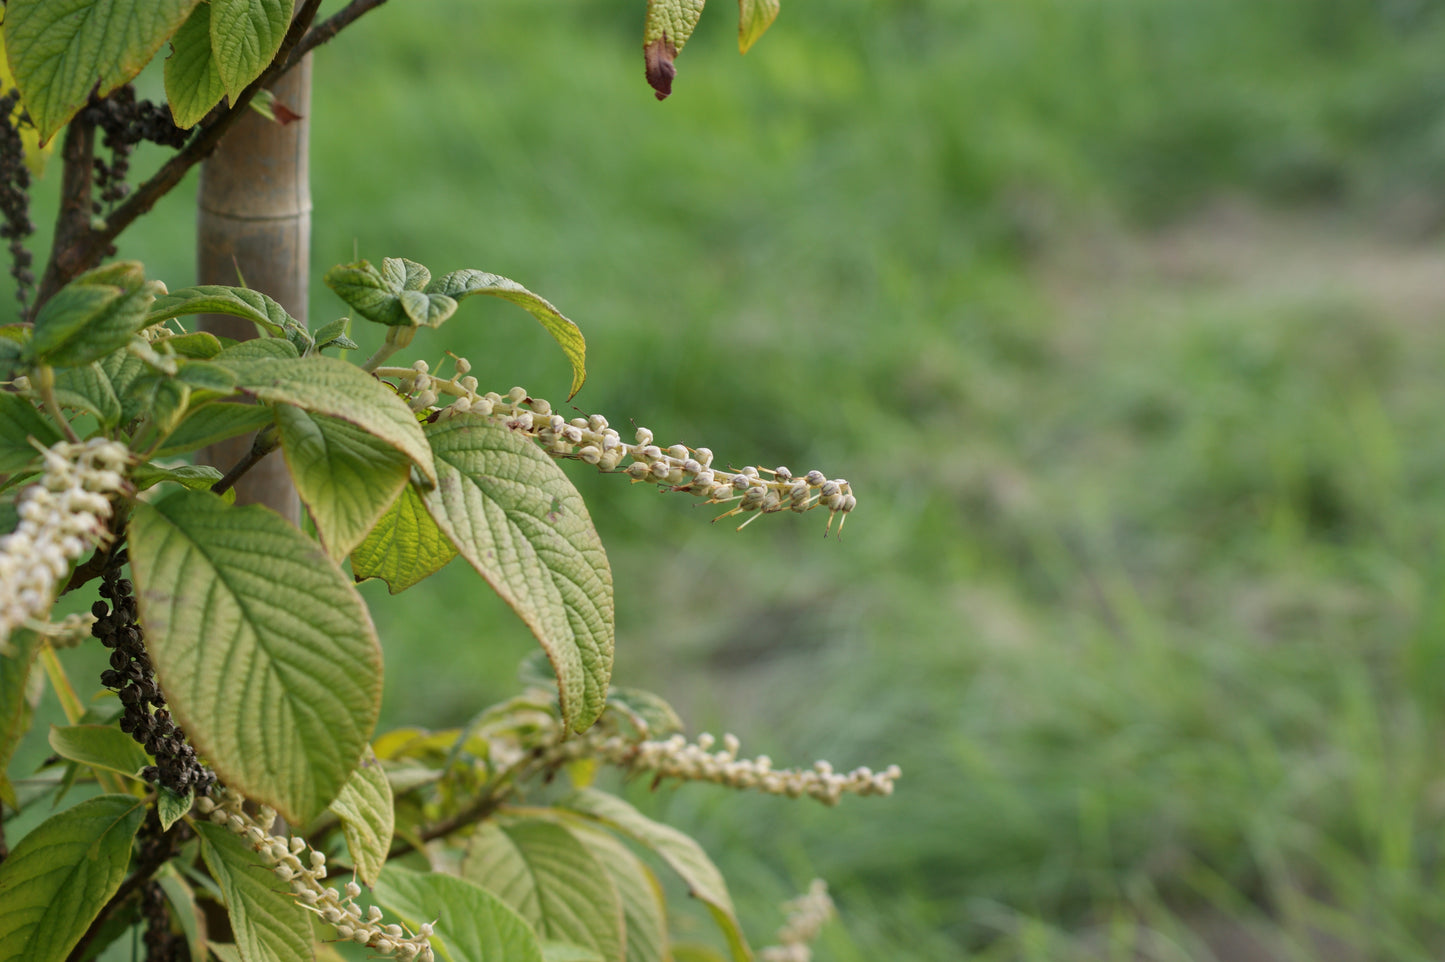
[
  {"xmin": 0, "ymin": 438, "xmax": 129, "ymax": 652},
  {"xmin": 759, "ymin": 880, "xmax": 834, "ymax": 962},
  {"xmin": 195, "ymin": 789, "xmax": 435, "ymax": 962},
  {"xmin": 32, "ymin": 611, "xmax": 98, "ymax": 649},
  {"xmin": 378, "ymin": 364, "xmax": 857, "ymax": 534},
  {"xmin": 551, "ymin": 730, "xmax": 900, "ymax": 806}
]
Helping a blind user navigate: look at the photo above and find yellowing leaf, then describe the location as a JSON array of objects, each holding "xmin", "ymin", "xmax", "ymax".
[{"xmin": 737, "ymin": 0, "xmax": 779, "ymax": 54}]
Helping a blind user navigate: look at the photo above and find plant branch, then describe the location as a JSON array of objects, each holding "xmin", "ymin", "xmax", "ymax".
[
  {"xmin": 32, "ymin": 0, "xmax": 328, "ymax": 307},
  {"xmin": 286, "ymin": 0, "xmax": 391, "ymax": 68},
  {"xmin": 211, "ymin": 426, "xmax": 280, "ymax": 496},
  {"xmin": 32, "ymin": 111, "xmax": 98, "ymax": 315}
]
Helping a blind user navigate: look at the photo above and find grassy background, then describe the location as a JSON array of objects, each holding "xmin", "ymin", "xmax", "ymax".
[{"xmin": 13, "ymin": 0, "xmax": 1445, "ymax": 958}]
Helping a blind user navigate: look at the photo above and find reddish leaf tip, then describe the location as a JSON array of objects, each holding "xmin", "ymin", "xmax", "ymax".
[{"xmin": 645, "ymin": 36, "xmax": 678, "ymax": 100}]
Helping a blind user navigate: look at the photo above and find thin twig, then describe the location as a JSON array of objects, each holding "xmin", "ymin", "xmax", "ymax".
[{"xmin": 210, "ymin": 427, "xmax": 280, "ymax": 497}]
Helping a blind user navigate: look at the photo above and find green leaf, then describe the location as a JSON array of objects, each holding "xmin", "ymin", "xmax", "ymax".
[
  {"xmin": 196, "ymin": 822, "xmax": 313, "ymax": 962},
  {"xmin": 157, "ymin": 870, "xmax": 208, "ymax": 962},
  {"xmin": 561, "ymin": 790, "xmax": 750, "ymax": 962},
  {"xmin": 373, "ymin": 865, "xmax": 543, "ymax": 962},
  {"xmin": 421, "ymin": 416, "xmax": 613, "ymax": 733},
  {"xmin": 0, "ymin": 632, "xmax": 42, "ymax": 804},
  {"xmin": 211, "ymin": 944, "xmax": 243, "ymax": 962},
  {"xmin": 4, "ymin": 0, "xmax": 200, "ymax": 142},
  {"xmin": 29, "ymin": 274, "xmax": 165, "ymax": 368},
  {"xmin": 158, "ymin": 785, "xmax": 194, "ymax": 831},
  {"xmin": 150, "ymin": 286, "xmax": 302, "ymax": 340},
  {"xmin": 165, "ymin": 1, "xmax": 225, "ymax": 127},
  {"xmin": 541, "ymin": 944, "xmax": 604, "ymax": 962},
  {"xmin": 158, "ymin": 332, "xmax": 226, "ymax": 360},
  {"xmin": 275, "ymin": 405, "xmax": 412, "ymax": 560},
  {"xmin": 311, "ymin": 317, "xmax": 353, "ymax": 352},
  {"xmin": 426, "ymin": 270, "xmax": 587, "ymax": 399},
  {"xmin": 672, "ymin": 947, "xmax": 729, "ymax": 962},
  {"xmin": 128, "ymin": 490, "xmax": 383, "ymax": 824},
  {"xmin": 323, "ymin": 259, "xmax": 457, "ymax": 329},
  {"xmin": 569, "ymin": 826, "xmax": 670, "ymax": 962},
  {"xmin": 0, "ymin": 794, "xmax": 145, "ymax": 962},
  {"xmin": 153, "ymin": 402, "xmax": 273, "ymax": 458},
  {"xmin": 100, "ymin": 347, "xmax": 153, "ymax": 423},
  {"xmin": 210, "ymin": 0, "xmax": 289, "ymax": 101},
  {"xmin": 219, "ymin": 355, "xmax": 436, "ymax": 485},
  {"xmin": 126, "ymin": 373, "xmax": 192, "ymax": 437},
  {"xmin": 736, "ymin": 0, "xmax": 778, "ymax": 53},
  {"xmin": 47, "ymin": 724, "xmax": 149, "ymax": 780},
  {"xmin": 216, "ymin": 337, "xmax": 299, "ymax": 361},
  {"xmin": 326, "ymin": 745, "xmax": 392, "ymax": 888},
  {"xmin": 606, "ymin": 688, "xmax": 684, "ymax": 740},
  {"xmin": 463, "ymin": 819, "xmax": 624, "ymax": 962},
  {"xmin": 132, "ymin": 462, "xmax": 223, "ymax": 492},
  {"xmin": 176, "ymin": 359, "xmax": 241, "ymax": 394},
  {"xmin": 0, "ymin": 393, "xmax": 60, "ymax": 473},
  {"xmin": 642, "ymin": 0, "xmax": 706, "ymax": 101},
  {"xmin": 52, "ymin": 362, "xmax": 122, "ymax": 427},
  {"xmin": 349, "ymin": 484, "xmax": 457, "ymax": 593}
]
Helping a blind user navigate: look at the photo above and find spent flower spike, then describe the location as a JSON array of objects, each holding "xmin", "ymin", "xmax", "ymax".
[
  {"xmin": 759, "ymin": 880, "xmax": 835, "ymax": 962},
  {"xmin": 376, "ymin": 360, "xmax": 857, "ymax": 534},
  {"xmin": 0, "ymin": 437, "xmax": 129, "ymax": 652},
  {"xmin": 196, "ymin": 788, "xmax": 435, "ymax": 962}
]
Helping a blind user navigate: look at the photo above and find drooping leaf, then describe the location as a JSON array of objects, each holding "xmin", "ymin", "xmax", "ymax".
[
  {"xmin": 275, "ymin": 405, "xmax": 412, "ymax": 560},
  {"xmin": 0, "ymin": 632, "xmax": 42, "ymax": 804},
  {"xmin": 52, "ymin": 361, "xmax": 122, "ymax": 427},
  {"xmin": 349, "ymin": 484, "xmax": 457, "ymax": 593},
  {"xmin": 153, "ymin": 402, "xmax": 273, "ymax": 458},
  {"xmin": 324, "ymin": 259, "xmax": 457, "ymax": 329},
  {"xmin": 373, "ymin": 865, "xmax": 543, "ymax": 962},
  {"xmin": 561, "ymin": 790, "xmax": 750, "ymax": 962},
  {"xmin": 47, "ymin": 724, "xmax": 149, "ymax": 780},
  {"xmin": 0, "ymin": 794, "xmax": 145, "ymax": 962},
  {"xmin": 196, "ymin": 822, "xmax": 313, "ymax": 962},
  {"xmin": 0, "ymin": 393, "xmax": 60, "ymax": 473},
  {"xmin": 326, "ymin": 745, "xmax": 393, "ymax": 888},
  {"xmin": 149, "ymin": 286, "xmax": 302, "ymax": 340},
  {"xmin": 463, "ymin": 819, "xmax": 624, "ymax": 962},
  {"xmin": 210, "ymin": 0, "xmax": 289, "ymax": 101},
  {"xmin": 218, "ymin": 355, "xmax": 436, "ymax": 485},
  {"xmin": 0, "ymin": 27, "xmax": 52, "ymax": 175},
  {"xmin": 158, "ymin": 785, "xmax": 194, "ymax": 831},
  {"xmin": 3, "ymin": 0, "xmax": 200, "ymax": 142},
  {"xmin": 426, "ymin": 270, "xmax": 587, "ymax": 399},
  {"xmin": 642, "ymin": 0, "xmax": 706, "ymax": 100},
  {"xmin": 164, "ymin": 1, "xmax": 225, "ymax": 127},
  {"xmin": 421, "ymin": 416, "xmax": 613, "ymax": 732},
  {"xmin": 569, "ymin": 825, "xmax": 670, "ymax": 962},
  {"xmin": 736, "ymin": 0, "xmax": 778, "ymax": 53},
  {"xmin": 128, "ymin": 490, "xmax": 383, "ymax": 824},
  {"xmin": 131, "ymin": 462, "xmax": 223, "ymax": 492}
]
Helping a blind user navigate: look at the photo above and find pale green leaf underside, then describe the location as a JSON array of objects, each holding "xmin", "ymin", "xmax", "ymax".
[
  {"xmin": 0, "ymin": 794, "xmax": 144, "ymax": 962},
  {"xmin": 128, "ymin": 490, "xmax": 383, "ymax": 824},
  {"xmin": 561, "ymin": 790, "xmax": 750, "ymax": 962},
  {"xmin": 47, "ymin": 724, "xmax": 149, "ymax": 780},
  {"xmin": 463, "ymin": 819, "xmax": 624, "ymax": 962},
  {"xmin": 197, "ymin": 822, "xmax": 314, "ymax": 962},
  {"xmin": 164, "ymin": 2, "xmax": 224, "ymax": 128},
  {"xmin": 428, "ymin": 270, "xmax": 587, "ymax": 399},
  {"xmin": 327, "ymin": 745, "xmax": 393, "ymax": 888},
  {"xmin": 221, "ymin": 355, "xmax": 437, "ymax": 485},
  {"xmin": 421, "ymin": 416, "xmax": 613, "ymax": 733},
  {"xmin": 210, "ymin": 0, "xmax": 288, "ymax": 100},
  {"xmin": 570, "ymin": 825, "xmax": 670, "ymax": 962},
  {"xmin": 4, "ymin": 0, "xmax": 200, "ymax": 142},
  {"xmin": 275, "ymin": 405, "xmax": 412, "ymax": 559},
  {"xmin": 350, "ymin": 484, "xmax": 458, "ymax": 593},
  {"xmin": 374, "ymin": 865, "xmax": 543, "ymax": 962}
]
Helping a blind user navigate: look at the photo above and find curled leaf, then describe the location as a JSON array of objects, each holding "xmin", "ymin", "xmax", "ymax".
[{"xmin": 643, "ymin": 0, "xmax": 706, "ymax": 100}]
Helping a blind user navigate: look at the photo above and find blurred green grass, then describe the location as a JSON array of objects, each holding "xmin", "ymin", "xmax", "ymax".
[{"xmin": 13, "ymin": 0, "xmax": 1445, "ymax": 958}]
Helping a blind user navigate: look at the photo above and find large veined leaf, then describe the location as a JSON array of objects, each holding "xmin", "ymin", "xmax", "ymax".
[
  {"xmin": 350, "ymin": 484, "xmax": 458, "ymax": 593},
  {"xmin": 426, "ymin": 271, "xmax": 587, "ymax": 399},
  {"xmin": 463, "ymin": 819, "xmax": 624, "ymax": 962},
  {"xmin": 569, "ymin": 825, "xmax": 670, "ymax": 962},
  {"xmin": 374, "ymin": 865, "xmax": 543, "ymax": 962},
  {"xmin": 0, "ymin": 794, "xmax": 145, "ymax": 962},
  {"xmin": 326, "ymin": 745, "xmax": 393, "ymax": 888},
  {"xmin": 219, "ymin": 355, "xmax": 436, "ymax": 485},
  {"xmin": 28, "ymin": 271, "xmax": 165, "ymax": 367},
  {"xmin": 642, "ymin": 0, "xmax": 705, "ymax": 100},
  {"xmin": 210, "ymin": 0, "xmax": 289, "ymax": 101},
  {"xmin": 47, "ymin": 724, "xmax": 149, "ymax": 780},
  {"xmin": 275, "ymin": 405, "xmax": 412, "ymax": 560},
  {"xmin": 164, "ymin": 1, "xmax": 225, "ymax": 128},
  {"xmin": 149, "ymin": 286, "xmax": 301, "ymax": 340},
  {"xmin": 3, "ymin": 0, "xmax": 200, "ymax": 142},
  {"xmin": 128, "ymin": 489, "xmax": 383, "ymax": 824},
  {"xmin": 421, "ymin": 416, "xmax": 613, "ymax": 733},
  {"xmin": 561, "ymin": 790, "xmax": 750, "ymax": 962},
  {"xmin": 324, "ymin": 258, "xmax": 457, "ymax": 329},
  {"xmin": 197, "ymin": 822, "xmax": 313, "ymax": 962},
  {"xmin": 52, "ymin": 361, "xmax": 122, "ymax": 428},
  {"xmin": 0, "ymin": 393, "xmax": 61, "ymax": 473}
]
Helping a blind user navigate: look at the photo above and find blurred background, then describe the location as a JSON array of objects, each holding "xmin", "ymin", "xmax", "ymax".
[{"xmin": 14, "ymin": 0, "xmax": 1445, "ymax": 958}]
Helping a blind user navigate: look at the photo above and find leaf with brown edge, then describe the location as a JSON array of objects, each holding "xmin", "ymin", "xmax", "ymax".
[{"xmin": 643, "ymin": 0, "xmax": 706, "ymax": 100}]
